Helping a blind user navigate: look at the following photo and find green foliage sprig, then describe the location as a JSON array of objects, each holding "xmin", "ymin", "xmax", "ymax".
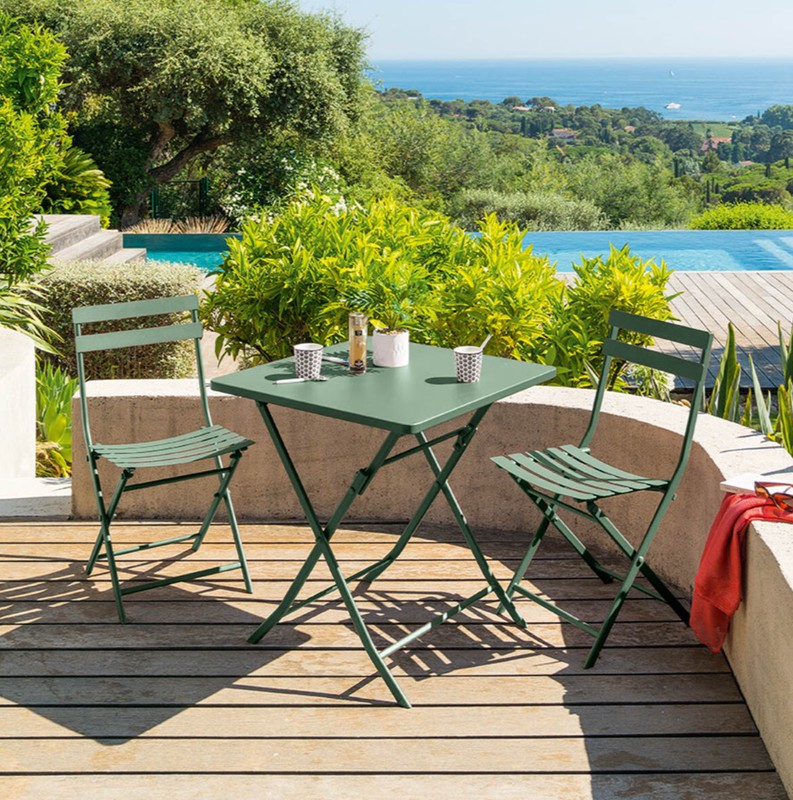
[
  {"xmin": 0, "ymin": 13, "xmax": 69, "ymax": 350},
  {"xmin": 705, "ymin": 321, "xmax": 793, "ymax": 457}
]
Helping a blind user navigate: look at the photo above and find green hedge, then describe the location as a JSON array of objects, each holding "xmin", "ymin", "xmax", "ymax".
[
  {"xmin": 449, "ymin": 188, "xmax": 608, "ymax": 231},
  {"xmin": 690, "ymin": 201, "xmax": 793, "ymax": 230},
  {"xmin": 37, "ymin": 259, "xmax": 203, "ymax": 379}
]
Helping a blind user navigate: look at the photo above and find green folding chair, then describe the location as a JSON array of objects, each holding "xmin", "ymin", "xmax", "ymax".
[
  {"xmin": 73, "ymin": 294, "xmax": 255, "ymax": 622},
  {"xmin": 492, "ymin": 309, "xmax": 713, "ymax": 667}
]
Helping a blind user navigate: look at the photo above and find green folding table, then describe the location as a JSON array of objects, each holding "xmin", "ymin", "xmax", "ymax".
[{"xmin": 211, "ymin": 342, "xmax": 555, "ymax": 707}]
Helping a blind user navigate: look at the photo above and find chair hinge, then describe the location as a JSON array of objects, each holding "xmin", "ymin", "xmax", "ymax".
[{"xmin": 351, "ymin": 469, "xmax": 371, "ymax": 495}]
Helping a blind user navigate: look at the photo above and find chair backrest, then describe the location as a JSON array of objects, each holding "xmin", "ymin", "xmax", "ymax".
[
  {"xmin": 580, "ymin": 309, "xmax": 713, "ymax": 488},
  {"xmin": 72, "ymin": 294, "xmax": 209, "ymax": 451}
]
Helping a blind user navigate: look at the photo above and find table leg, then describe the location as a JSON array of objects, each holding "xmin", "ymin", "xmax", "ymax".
[
  {"xmin": 357, "ymin": 406, "xmax": 489, "ymax": 584},
  {"xmin": 416, "ymin": 429, "xmax": 527, "ymax": 628},
  {"xmin": 249, "ymin": 403, "xmax": 412, "ymax": 707}
]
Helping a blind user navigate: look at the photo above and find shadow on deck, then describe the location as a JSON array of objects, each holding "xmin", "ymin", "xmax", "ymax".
[{"xmin": 0, "ymin": 520, "xmax": 787, "ymax": 799}]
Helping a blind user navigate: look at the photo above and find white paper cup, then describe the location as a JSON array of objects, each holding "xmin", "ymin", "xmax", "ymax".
[
  {"xmin": 454, "ymin": 346, "xmax": 483, "ymax": 383},
  {"xmin": 294, "ymin": 343, "xmax": 323, "ymax": 379}
]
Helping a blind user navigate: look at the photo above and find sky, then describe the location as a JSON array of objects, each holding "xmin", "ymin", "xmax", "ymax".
[{"xmin": 297, "ymin": 0, "xmax": 793, "ymax": 60}]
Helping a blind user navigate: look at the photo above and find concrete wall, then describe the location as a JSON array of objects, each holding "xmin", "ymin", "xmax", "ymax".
[
  {"xmin": 71, "ymin": 380, "xmax": 793, "ymax": 793},
  {"xmin": 0, "ymin": 329, "xmax": 35, "ymax": 480}
]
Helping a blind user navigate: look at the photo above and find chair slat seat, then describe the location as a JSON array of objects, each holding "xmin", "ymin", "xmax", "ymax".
[
  {"xmin": 93, "ymin": 425, "xmax": 253, "ymax": 468},
  {"xmin": 495, "ymin": 447, "xmax": 667, "ymax": 501}
]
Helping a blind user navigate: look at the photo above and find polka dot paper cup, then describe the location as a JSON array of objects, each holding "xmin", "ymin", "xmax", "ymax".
[
  {"xmin": 454, "ymin": 345, "xmax": 483, "ymax": 383},
  {"xmin": 293, "ymin": 343, "xmax": 323, "ymax": 379}
]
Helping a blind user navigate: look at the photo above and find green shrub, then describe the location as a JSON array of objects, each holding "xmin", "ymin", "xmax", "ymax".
[
  {"xmin": 449, "ymin": 188, "xmax": 608, "ymax": 231},
  {"xmin": 537, "ymin": 246, "xmax": 676, "ymax": 387},
  {"xmin": 423, "ymin": 215, "xmax": 563, "ymax": 358},
  {"xmin": 0, "ymin": 13, "xmax": 68, "ymax": 349},
  {"xmin": 690, "ymin": 201, "xmax": 793, "ymax": 230},
  {"xmin": 203, "ymin": 193, "xmax": 467, "ymax": 363},
  {"xmin": 42, "ymin": 145, "xmax": 113, "ymax": 224},
  {"xmin": 202, "ymin": 193, "xmax": 675, "ymax": 389},
  {"xmin": 36, "ymin": 259, "xmax": 203, "ymax": 378}
]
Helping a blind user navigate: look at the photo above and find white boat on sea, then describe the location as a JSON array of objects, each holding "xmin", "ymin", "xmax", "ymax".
[{"xmin": 665, "ymin": 102, "xmax": 681, "ymax": 109}]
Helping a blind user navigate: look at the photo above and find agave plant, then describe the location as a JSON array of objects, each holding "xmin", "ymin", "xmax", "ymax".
[
  {"xmin": 35, "ymin": 361, "xmax": 79, "ymax": 477},
  {"xmin": 707, "ymin": 321, "xmax": 793, "ymax": 457},
  {"xmin": 751, "ymin": 322, "xmax": 793, "ymax": 454},
  {"xmin": 703, "ymin": 323, "xmax": 751, "ymax": 425}
]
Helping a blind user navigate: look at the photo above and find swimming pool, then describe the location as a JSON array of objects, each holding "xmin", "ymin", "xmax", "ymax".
[
  {"xmin": 524, "ymin": 229, "xmax": 793, "ymax": 272},
  {"xmin": 126, "ymin": 229, "xmax": 793, "ymax": 273},
  {"xmin": 123, "ymin": 233, "xmax": 241, "ymax": 271}
]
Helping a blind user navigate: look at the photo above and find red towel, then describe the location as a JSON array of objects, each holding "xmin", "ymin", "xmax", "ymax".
[{"xmin": 690, "ymin": 493, "xmax": 793, "ymax": 653}]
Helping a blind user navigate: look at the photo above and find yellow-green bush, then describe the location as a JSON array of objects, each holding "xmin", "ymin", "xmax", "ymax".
[
  {"xmin": 202, "ymin": 193, "xmax": 675, "ymax": 387},
  {"xmin": 690, "ymin": 201, "xmax": 793, "ymax": 230}
]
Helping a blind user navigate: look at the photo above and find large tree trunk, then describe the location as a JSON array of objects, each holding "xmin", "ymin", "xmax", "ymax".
[{"xmin": 119, "ymin": 131, "xmax": 231, "ymax": 228}]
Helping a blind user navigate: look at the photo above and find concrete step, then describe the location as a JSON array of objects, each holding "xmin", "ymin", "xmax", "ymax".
[
  {"xmin": 42, "ymin": 215, "xmax": 101, "ymax": 254},
  {"xmin": 52, "ymin": 230, "xmax": 123, "ymax": 263},
  {"xmin": 0, "ymin": 478, "xmax": 71, "ymax": 519},
  {"xmin": 102, "ymin": 247, "xmax": 147, "ymax": 265}
]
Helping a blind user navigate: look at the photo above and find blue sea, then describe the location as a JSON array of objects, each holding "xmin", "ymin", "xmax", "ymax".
[{"xmin": 370, "ymin": 59, "xmax": 793, "ymax": 121}]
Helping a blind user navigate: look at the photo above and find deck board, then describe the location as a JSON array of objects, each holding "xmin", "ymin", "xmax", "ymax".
[
  {"xmin": 0, "ymin": 521, "xmax": 786, "ymax": 799},
  {"xmin": 666, "ymin": 271, "xmax": 793, "ymax": 389}
]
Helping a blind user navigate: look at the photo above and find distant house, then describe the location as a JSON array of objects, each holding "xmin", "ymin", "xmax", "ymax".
[
  {"xmin": 737, "ymin": 160, "xmax": 755, "ymax": 167},
  {"xmin": 550, "ymin": 128, "xmax": 578, "ymax": 144},
  {"xmin": 623, "ymin": 125, "xmax": 636, "ymax": 133},
  {"xmin": 701, "ymin": 136, "xmax": 732, "ymax": 153},
  {"xmin": 511, "ymin": 105, "xmax": 532, "ymax": 112}
]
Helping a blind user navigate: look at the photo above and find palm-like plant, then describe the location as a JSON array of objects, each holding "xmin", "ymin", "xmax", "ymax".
[{"xmin": 35, "ymin": 361, "xmax": 78, "ymax": 477}]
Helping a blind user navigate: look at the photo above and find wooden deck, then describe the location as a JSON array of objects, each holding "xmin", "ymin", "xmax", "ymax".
[
  {"xmin": 666, "ymin": 271, "xmax": 793, "ymax": 389},
  {"xmin": 0, "ymin": 520, "xmax": 787, "ymax": 799}
]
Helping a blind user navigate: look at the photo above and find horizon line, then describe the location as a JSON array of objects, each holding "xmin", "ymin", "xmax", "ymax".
[{"xmin": 369, "ymin": 55, "xmax": 793, "ymax": 62}]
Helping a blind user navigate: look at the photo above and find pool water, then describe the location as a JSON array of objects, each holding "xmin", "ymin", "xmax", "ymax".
[
  {"xmin": 126, "ymin": 230, "xmax": 793, "ymax": 273},
  {"xmin": 523, "ymin": 229, "xmax": 793, "ymax": 272},
  {"xmin": 123, "ymin": 233, "xmax": 241, "ymax": 271}
]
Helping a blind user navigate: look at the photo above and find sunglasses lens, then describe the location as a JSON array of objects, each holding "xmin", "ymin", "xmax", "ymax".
[{"xmin": 776, "ymin": 494, "xmax": 793, "ymax": 512}]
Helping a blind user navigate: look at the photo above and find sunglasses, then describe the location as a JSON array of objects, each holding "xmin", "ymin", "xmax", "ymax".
[{"xmin": 755, "ymin": 482, "xmax": 793, "ymax": 512}]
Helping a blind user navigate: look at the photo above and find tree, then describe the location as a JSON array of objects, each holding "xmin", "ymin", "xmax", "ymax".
[
  {"xmin": 657, "ymin": 123, "xmax": 703, "ymax": 153},
  {"xmin": 0, "ymin": 13, "xmax": 67, "ymax": 346},
  {"xmin": 761, "ymin": 105, "xmax": 793, "ymax": 131},
  {"xmin": 702, "ymin": 151, "xmax": 722, "ymax": 174},
  {"xmin": 8, "ymin": 0, "xmax": 367, "ymax": 225},
  {"xmin": 768, "ymin": 131, "xmax": 793, "ymax": 163}
]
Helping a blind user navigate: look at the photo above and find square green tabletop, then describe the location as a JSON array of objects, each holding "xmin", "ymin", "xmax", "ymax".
[{"xmin": 211, "ymin": 342, "xmax": 556, "ymax": 434}]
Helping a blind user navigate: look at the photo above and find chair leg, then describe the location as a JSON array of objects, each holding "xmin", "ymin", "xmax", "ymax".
[
  {"xmin": 86, "ymin": 467, "xmax": 133, "ymax": 623},
  {"xmin": 189, "ymin": 451, "xmax": 253, "ymax": 593},
  {"xmin": 191, "ymin": 451, "xmax": 241, "ymax": 550},
  {"xmin": 532, "ymin": 498, "xmax": 614, "ymax": 583},
  {"xmin": 223, "ymin": 484, "xmax": 253, "ymax": 594},
  {"xmin": 584, "ymin": 553, "xmax": 646, "ymax": 668},
  {"xmin": 497, "ymin": 513, "xmax": 552, "ymax": 614},
  {"xmin": 638, "ymin": 561, "xmax": 690, "ymax": 624}
]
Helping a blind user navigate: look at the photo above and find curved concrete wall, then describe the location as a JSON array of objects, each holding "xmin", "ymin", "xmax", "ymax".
[
  {"xmin": 71, "ymin": 381, "xmax": 793, "ymax": 792},
  {"xmin": 0, "ymin": 329, "xmax": 35, "ymax": 480}
]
